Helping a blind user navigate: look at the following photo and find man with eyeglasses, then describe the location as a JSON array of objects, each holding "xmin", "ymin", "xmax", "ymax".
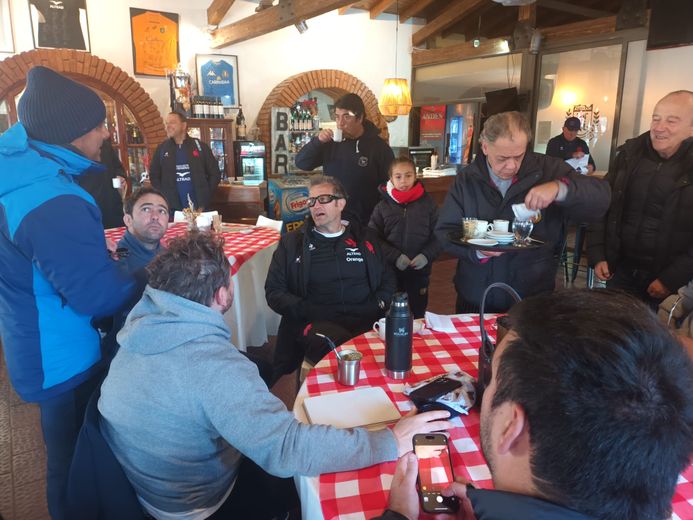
[
  {"xmin": 0, "ymin": 66, "xmax": 136, "ymax": 519},
  {"xmin": 295, "ymin": 93, "xmax": 395, "ymax": 225},
  {"xmin": 266, "ymin": 175, "xmax": 396, "ymax": 383}
]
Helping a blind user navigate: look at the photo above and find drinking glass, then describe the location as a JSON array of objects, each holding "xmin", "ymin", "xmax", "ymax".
[{"xmin": 512, "ymin": 220, "xmax": 534, "ymax": 247}]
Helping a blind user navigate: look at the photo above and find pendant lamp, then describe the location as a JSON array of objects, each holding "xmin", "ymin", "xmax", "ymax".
[{"xmin": 378, "ymin": 1, "xmax": 412, "ymax": 118}]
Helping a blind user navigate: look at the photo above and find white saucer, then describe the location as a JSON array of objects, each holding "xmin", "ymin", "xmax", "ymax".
[
  {"xmin": 486, "ymin": 231, "xmax": 513, "ymax": 239},
  {"xmin": 467, "ymin": 238, "xmax": 498, "ymax": 247}
]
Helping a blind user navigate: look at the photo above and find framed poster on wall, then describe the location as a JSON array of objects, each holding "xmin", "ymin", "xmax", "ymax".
[
  {"xmin": 0, "ymin": 0, "xmax": 14, "ymax": 53},
  {"xmin": 195, "ymin": 54, "xmax": 239, "ymax": 108},
  {"xmin": 28, "ymin": 0, "xmax": 90, "ymax": 51},
  {"xmin": 129, "ymin": 8, "xmax": 179, "ymax": 77}
]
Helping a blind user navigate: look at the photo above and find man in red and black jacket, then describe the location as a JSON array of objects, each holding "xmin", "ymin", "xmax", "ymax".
[{"xmin": 265, "ymin": 175, "xmax": 395, "ymax": 384}]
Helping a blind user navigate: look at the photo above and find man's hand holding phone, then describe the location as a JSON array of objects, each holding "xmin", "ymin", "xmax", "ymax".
[{"xmin": 384, "ymin": 450, "xmax": 476, "ymax": 519}]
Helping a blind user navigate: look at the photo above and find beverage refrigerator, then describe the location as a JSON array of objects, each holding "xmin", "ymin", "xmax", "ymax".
[{"xmin": 233, "ymin": 140, "xmax": 266, "ymax": 185}]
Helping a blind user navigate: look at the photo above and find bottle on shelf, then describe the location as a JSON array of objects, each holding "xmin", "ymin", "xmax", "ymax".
[
  {"xmin": 236, "ymin": 106, "xmax": 247, "ymax": 139},
  {"xmin": 430, "ymin": 149, "xmax": 439, "ymax": 170}
]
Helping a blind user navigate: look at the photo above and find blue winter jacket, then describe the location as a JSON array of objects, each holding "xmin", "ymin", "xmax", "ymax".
[{"xmin": 0, "ymin": 123, "xmax": 136, "ymax": 402}]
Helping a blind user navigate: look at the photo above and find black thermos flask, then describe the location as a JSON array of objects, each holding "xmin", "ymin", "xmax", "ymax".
[{"xmin": 385, "ymin": 292, "xmax": 413, "ymax": 379}]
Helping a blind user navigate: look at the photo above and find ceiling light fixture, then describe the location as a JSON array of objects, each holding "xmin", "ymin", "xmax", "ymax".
[
  {"xmin": 378, "ymin": 1, "xmax": 412, "ymax": 118},
  {"xmin": 295, "ymin": 20, "xmax": 308, "ymax": 34}
]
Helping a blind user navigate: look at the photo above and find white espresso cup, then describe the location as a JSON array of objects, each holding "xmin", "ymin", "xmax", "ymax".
[
  {"xmin": 492, "ymin": 219, "xmax": 510, "ymax": 232},
  {"xmin": 332, "ymin": 128, "xmax": 343, "ymax": 143},
  {"xmin": 473, "ymin": 220, "xmax": 489, "ymax": 238},
  {"xmin": 112, "ymin": 177, "xmax": 122, "ymax": 189}
]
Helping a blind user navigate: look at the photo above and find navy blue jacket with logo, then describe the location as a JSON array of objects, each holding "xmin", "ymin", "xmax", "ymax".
[
  {"xmin": 150, "ymin": 136, "xmax": 221, "ymax": 211},
  {"xmin": 294, "ymin": 120, "xmax": 394, "ymax": 225}
]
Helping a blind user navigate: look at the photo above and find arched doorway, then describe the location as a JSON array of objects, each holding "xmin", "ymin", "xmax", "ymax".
[
  {"xmin": 0, "ymin": 49, "xmax": 165, "ymax": 182},
  {"xmin": 255, "ymin": 69, "xmax": 390, "ymax": 171}
]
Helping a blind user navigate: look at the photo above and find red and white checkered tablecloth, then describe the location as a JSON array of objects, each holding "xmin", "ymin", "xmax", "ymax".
[
  {"xmin": 104, "ymin": 222, "xmax": 280, "ymax": 276},
  {"xmin": 300, "ymin": 316, "xmax": 693, "ymax": 520}
]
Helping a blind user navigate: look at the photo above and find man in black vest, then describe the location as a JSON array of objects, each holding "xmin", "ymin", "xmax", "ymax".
[
  {"xmin": 587, "ymin": 90, "xmax": 693, "ymax": 306},
  {"xmin": 150, "ymin": 111, "xmax": 221, "ymax": 213}
]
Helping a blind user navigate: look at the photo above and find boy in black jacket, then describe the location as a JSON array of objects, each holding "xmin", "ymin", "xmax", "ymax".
[{"xmin": 369, "ymin": 157, "xmax": 441, "ymax": 317}]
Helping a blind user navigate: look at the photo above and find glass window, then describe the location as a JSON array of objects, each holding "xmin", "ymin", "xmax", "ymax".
[{"xmin": 533, "ymin": 44, "xmax": 622, "ymax": 172}]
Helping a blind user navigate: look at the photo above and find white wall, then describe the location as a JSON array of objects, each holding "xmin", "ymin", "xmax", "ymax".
[{"xmin": 1, "ymin": 0, "xmax": 417, "ymax": 146}]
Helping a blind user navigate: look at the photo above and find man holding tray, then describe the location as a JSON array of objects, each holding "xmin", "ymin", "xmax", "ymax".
[{"xmin": 435, "ymin": 111, "xmax": 610, "ymax": 312}]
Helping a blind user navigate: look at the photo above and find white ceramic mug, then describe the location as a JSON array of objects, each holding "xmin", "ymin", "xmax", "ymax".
[
  {"xmin": 373, "ymin": 318, "xmax": 424, "ymax": 340},
  {"xmin": 492, "ymin": 219, "xmax": 510, "ymax": 232},
  {"xmin": 332, "ymin": 128, "xmax": 343, "ymax": 142}
]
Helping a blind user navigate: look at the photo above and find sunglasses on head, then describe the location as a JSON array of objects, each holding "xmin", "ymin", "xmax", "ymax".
[{"xmin": 307, "ymin": 194, "xmax": 343, "ymax": 207}]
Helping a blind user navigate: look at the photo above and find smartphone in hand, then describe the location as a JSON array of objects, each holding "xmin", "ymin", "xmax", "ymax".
[{"xmin": 413, "ymin": 433, "xmax": 459, "ymax": 514}]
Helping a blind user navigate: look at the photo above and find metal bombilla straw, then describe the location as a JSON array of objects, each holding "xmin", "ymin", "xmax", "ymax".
[{"xmin": 315, "ymin": 333, "xmax": 342, "ymax": 360}]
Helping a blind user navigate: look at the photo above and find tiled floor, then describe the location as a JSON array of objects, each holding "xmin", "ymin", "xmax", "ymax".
[{"xmin": 0, "ymin": 247, "xmax": 587, "ymax": 520}]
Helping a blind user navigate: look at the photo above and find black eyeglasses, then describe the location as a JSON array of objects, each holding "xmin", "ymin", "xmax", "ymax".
[{"xmin": 306, "ymin": 194, "xmax": 343, "ymax": 207}]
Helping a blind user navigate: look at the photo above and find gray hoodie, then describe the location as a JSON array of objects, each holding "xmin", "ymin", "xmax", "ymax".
[{"xmin": 99, "ymin": 286, "xmax": 397, "ymax": 513}]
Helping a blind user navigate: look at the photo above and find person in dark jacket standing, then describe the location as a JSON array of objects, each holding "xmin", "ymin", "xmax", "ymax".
[
  {"xmin": 435, "ymin": 111, "xmax": 610, "ymax": 312},
  {"xmin": 545, "ymin": 116, "xmax": 596, "ymax": 173},
  {"xmin": 587, "ymin": 90, "xmax": 693, "ymax": 307},
  {"xmin": 149, "ymin": 111, "xmax": 221, "ymax": 212},
  {"xmin": 369, "ymin": 157, "xmax": 441, "ymax": 318},
  {"xmin": 295, "ymin": 93, "xmax": 394, "ymax": 225},
  {"xmin": 265, "ymin": 175, "xmax": 396, "ymax": 382},
  {"xmin": 77, "ymin": 138, "xmax": 126, "ymax": 228},
  {"xmin": 375, "ymin": 290, "xmax": 693, "ymax": 520}
]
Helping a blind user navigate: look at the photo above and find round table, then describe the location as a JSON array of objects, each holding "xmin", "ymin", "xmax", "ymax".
[
  {"xmin": 293, "ymin": 314, "xmax": 693, "ymax": 520},
  {"xmin": 293, "ymin": 314, "xmax": 495, "ymax": 520}
]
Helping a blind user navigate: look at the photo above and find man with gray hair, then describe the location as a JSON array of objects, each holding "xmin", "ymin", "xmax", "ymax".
[
  {"xmin": 435, "ymin": 111, "xmax": 610, "ymax": 312},
  {"xmin": 587, "ymin": 90, "xmax": 693, "ymax": 307}
]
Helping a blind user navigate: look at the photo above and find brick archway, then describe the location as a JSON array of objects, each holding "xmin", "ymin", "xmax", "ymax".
[
  {"xmin": 0, "ymin": 49, "xmax": 165, "ymax": 159},
  {"xmin": 256, "ymin": 70, "xmax": 390, "ymax": 172}
]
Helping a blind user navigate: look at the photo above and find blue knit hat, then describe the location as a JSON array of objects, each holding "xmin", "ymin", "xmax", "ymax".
[{"xmin": 18, "ymin": 66, "xmax": 106, "ymax": 144}]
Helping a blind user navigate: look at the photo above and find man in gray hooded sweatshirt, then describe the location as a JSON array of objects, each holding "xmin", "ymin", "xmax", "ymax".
[{"xmin": 98, "ymin": 232, "xmax": 451, "ymax": 519}]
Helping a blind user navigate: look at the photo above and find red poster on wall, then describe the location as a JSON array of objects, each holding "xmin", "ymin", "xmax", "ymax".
[{"xmin": 420, "ymin": 105, "xmax": 446, "ymax": 142}]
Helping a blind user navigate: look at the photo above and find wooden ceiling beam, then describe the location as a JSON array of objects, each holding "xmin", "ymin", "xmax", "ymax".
[
  {"xmin": 207, "ymin": 0, "xmax": 236, "ymax": 26},
  {"xmin": 412, "ymin": 0, "xmax": 487, "ymax": 47},
  {"xmin": 537, "ymin": 0, "xmax": 613, "ymax": 20},
  {"xmin": 518, "ymin": 3, "xmax": 536, "ymax": 25},
  {"xmin": 540, "ymin": 15, "xmax": 617, "ymax": 42},
  {"xmin": 338, "ymin": 3, "xmax": 354, "ymax": 15},
  {"xmin": 412, "ymin": 14, "xmax": 619, "ymax": 68},
  {"xmin": 370, "ymin": 0, "xmax": 395, "ymax": 19},
  {"xmin": 210, "ymin": 0, "xmax": 356, "ymax": 48},
  {"xmin": 412, "ymin": 37, "xmax": 510, "ymax": 67},
  {"xmin": 399, "ymin": 0, "xmax": 436, "ymax": 22}
]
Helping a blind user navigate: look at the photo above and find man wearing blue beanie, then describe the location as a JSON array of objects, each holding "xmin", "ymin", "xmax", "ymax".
[{"xmin": 0, "ymin": 66, "xmax": 137, "ymax": 520}]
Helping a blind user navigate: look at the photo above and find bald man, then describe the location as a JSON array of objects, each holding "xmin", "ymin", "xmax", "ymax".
[{"xmin": 587, "ymin": 90, "xmax": 693, "ymax": 306}]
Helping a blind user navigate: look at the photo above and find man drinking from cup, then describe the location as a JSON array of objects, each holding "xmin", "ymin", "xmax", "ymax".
[
  {"xmin": 435, "ymin": 111, "xmax": 610, "ymax": 312},
  {"xmin": 295, "ymin": 93, "xmax": 395, "ymax": 225}
]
